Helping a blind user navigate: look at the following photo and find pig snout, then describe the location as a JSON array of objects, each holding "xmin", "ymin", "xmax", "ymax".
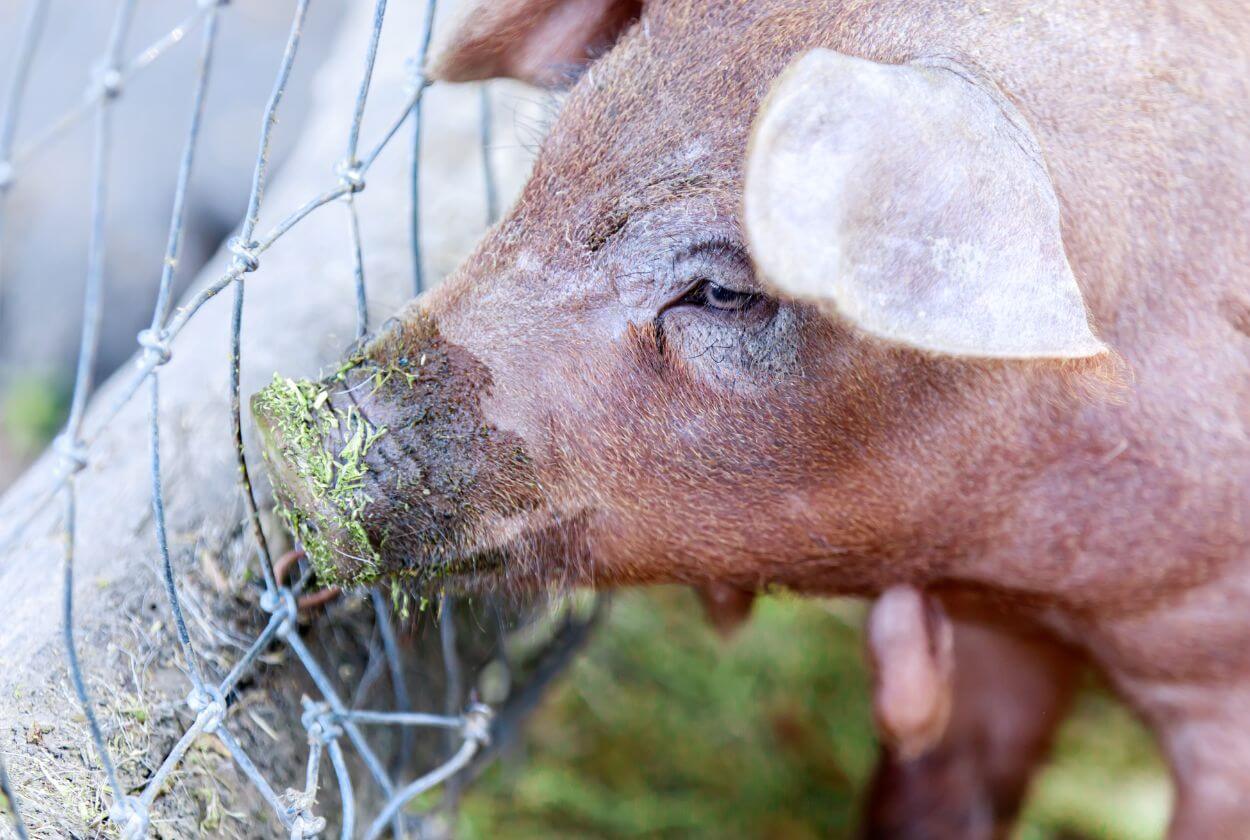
[{"xmin": 252, "ymin": 313, "xmax": 542, "ymax": 589}]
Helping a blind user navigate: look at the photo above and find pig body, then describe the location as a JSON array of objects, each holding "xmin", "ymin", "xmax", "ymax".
[{"xmin": 255, "ymin": 1, "xmax": 1250, "ymax": 835}]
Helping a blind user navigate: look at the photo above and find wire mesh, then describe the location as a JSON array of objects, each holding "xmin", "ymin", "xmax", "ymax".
[{"xmin": 0, "ymin": 0, "xmax": 596, "ymax": 836}]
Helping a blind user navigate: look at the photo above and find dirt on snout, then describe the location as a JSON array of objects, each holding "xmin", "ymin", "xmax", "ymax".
[{"xmin": 253, "ymin": 313, "xmax": 541, "ymax": 591}]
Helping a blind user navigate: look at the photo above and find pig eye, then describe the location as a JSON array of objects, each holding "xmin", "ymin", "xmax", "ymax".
[
  {"xmin": 662, "ymin": 242, "xmax": 768, "ymax": 320},
  {"xmin": 685, "ymin": 279, "xmax": 761, "ymax": 312}
]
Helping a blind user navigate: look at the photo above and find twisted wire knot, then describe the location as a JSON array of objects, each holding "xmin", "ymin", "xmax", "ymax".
[
  {"xmin": 461, "ymin": 702, "xmax": 494, "ymax": 746},
  {"xmin": 300, "ymin": 701, "xmax": 342, "ymax": 745},
  {"xmin": 187, "ymin": 685, "xmax": 226, "ymax": 734},
  {"xmin": 136, "ymin": 328, "xmax": 172, "ymax": 367},
  {"xmin": 54, "ymin": 435, "xmax": 89, "ymax": 476},
  {"xmin": 280, "ymin": 783, "xmax": 326, "ymax": 838},
  {"xmin": 262, "ymin": 587, "xmax": 299, "ymax": 639},
  {"xmin": 228, "ymin": 237, "xmax": 260, "ymax": 273},
  {"xmin": 402, "ymin": 57, "xmax": 430, "ymax": 95},
  {"xmin": 335, "ymin": 159, "xmax": 365, "ymax": 194},
  {"xmin": 93, "ymin": 65, "xmax": 124, "ymax": 100},
  {"xmin": 289, "ymin": 811, "xmax": 327, "ymax": 838}
]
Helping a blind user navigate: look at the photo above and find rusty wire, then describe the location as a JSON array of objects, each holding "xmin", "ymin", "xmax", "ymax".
[{"xmin": 0, "ymin": 0, "xmax": 596, "ymax": 837}]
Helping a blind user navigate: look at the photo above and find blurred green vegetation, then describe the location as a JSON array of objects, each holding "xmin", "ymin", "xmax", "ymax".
[
  {"xmin": 2, "ymin": 372, "xmax": 69, "ymax": 457},
  {"xmin": 460, "ymin": 588, "xmax": 1170, "ymax": 839}
]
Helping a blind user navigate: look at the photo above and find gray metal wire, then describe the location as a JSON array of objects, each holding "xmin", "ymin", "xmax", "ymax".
[
  {"xmin": 0, "ymin": 0, "xmax": 48, "ymax": 324},
  {"xmin": 0, "ymin": 1, "xmax": 600, "ymax": 837},
  {"xmin": 410, "ymin": 0, "xmax": 440, "ymax": 295},
  {"xmin": 479, "ymin": 84, "xmax": 500, "ymax": 227},
  {"xmin": 143, "ymin": 0, "xmax": 225, "ymax": 714},
  {"xmin": 229, "ymin": 0, "xmax": 313, "ymax": 608},
  {"xmin": 57, "ymin": 0, "xmax": 141, "ymax": 829},
  {"xmin": 372, "ymin": 588, "xmax": 418, "ymax": 775}
]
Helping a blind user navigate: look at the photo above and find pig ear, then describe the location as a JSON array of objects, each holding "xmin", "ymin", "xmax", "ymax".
[
  {"xmin": 430, "ymin": 0, "xmax": 643, "ymax": 88},
  {"xmin": 744, "ymin": 49, "xmax": 1107, "ymax": 359}
]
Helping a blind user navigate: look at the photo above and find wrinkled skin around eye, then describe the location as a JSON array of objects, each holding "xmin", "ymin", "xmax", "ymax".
[{"xmin": 657, "ymin": 245, "xmax": 802, "ymax": 390}]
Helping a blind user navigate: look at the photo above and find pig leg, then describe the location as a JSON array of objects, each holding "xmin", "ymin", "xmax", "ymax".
[
  {"xmin": 1135, "ymin": 681, "xmax": 1250, "ymax": 839},
  {"xmin": 861, "ymin": 607, "xmax": 1080, "ymax": 839}
]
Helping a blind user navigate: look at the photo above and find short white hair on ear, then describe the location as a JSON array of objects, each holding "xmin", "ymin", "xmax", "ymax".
[{"xmin": 744, "ymin": 49, "xmax": 1107, "ymax": 359}]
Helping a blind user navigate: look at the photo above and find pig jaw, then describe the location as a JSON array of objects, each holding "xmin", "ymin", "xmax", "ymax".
[{"xmin": 252, "ymin": 312, "xmax": 545, "ymax": 590}]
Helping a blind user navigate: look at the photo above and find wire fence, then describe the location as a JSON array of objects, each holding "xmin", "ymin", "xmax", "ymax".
[{"xmin": 0, "ymin": 0, "xmax": 595, "ymax": 836}]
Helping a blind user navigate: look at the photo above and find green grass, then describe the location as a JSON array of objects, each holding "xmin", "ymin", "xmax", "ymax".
[
  {"xmin": 2, "ymin": 372, "xmax": 69, "ymax": 456},
  {"xmin": 253, "ymin": 373, "xmax": 387, "ymax": 584},
  {"xmin": 1019, "ymin": 687, "xmax": 1171, "ymax": 840},
  {"xmin": 460, "ymin": 588, "xmax": 1170, "ymax": 839}
]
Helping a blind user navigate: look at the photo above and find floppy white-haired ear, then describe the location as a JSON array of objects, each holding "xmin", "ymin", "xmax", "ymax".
[{"xmin": 744, "ymin": 49, "xmax": 1107, "ymax": 359}]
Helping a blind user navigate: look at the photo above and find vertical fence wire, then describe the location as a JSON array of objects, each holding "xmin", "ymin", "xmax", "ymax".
[
  {"xmin": 145, "ymin": 2, "xmax": 225, "ymax": 707},
  {"xmin": 230, "ymin": 0, "xmax": 315, "ymax": 605},
  {"xmin": 343, "ymin": 0, "xmax": 387, "ymax": 340},
  {"xmin": 372, "ymin": 588, "xmax": 417, "ymax": 774},
  {"xmin": 56, "ymin": 0, "xmax": 140, "ymax": 827},
  {"xmin": 479, "ymin": 84, "xmax": 499, "ymax": 227},
  {"xmin": 439, "ymin": 594, "xmax": 466, "ymax": 814},
  {"xmin": 409, "ymin": 0, "xmax": 439, "ymax": 295},
  {"xmin": 63, "ymin": 0, "xmax": 137, "ymax": 442},
  {"xmin": 0, "ymin": 0, "xmax": 49, "ymax": 319},
  {"xmin": 61, "ymin": 481, "xmax": 130, "ymax": 816},
  {"xmin": 0, "ymin": 0, "xmax": 603, "ymax": 836}
]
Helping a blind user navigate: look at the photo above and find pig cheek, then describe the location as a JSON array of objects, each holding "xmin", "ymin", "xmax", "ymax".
[
  {"xmin": 536, "ymin": 382, "xmax": 724, "ymax": 574},
  {"xmin": 501, "ymin": 318, "xmax": 803, "ymax": 578},
  {"xmin": 431, "ymin": 282, "xmax": 615, "ymax": 487},
  {"xmin": 474, "ymin": 377, "xmax": 545, "ymax": 460}
]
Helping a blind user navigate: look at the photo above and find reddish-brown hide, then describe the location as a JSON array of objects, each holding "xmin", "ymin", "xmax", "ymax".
[{"xmin": 258, "ymin": 1, "xmax": 1250, "ymax": 836}]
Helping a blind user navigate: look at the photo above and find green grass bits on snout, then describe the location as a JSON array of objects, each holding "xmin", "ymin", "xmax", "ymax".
[
  {"xmin": 252, "ymin": 373, "xmax": 387, "ymax": 586},
  {"xmin": 253, "ymin": 313, "xmax": 545, "ymax": 593}
]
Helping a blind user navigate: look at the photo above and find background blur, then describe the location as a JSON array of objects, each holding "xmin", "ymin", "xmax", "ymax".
[{"xmin": 0, "ymin": 1, "xmax": 1171, "ymax": 837}]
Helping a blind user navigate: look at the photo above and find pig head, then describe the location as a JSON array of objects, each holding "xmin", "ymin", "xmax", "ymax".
[{"xmin": 256, "ymin": 0, "xmax": 1123, "ymax": 593}]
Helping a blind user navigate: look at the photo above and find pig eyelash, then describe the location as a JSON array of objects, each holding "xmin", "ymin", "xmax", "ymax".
[
  {"xmin": 666, "ymin": 239, "xmax": 762, "ymax": 313},
  {"xmin": 679, "ymin": 278, "xmax": 762, "ymax": 313},
  {"xmin": 651, "ymin": 238, "xmax": 774, "ymax": 363}
]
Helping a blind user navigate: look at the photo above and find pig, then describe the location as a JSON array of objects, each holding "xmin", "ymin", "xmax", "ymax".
[{"xmin": 252, "ymin": 0, "xmax": 1250, "ymax": 836}]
